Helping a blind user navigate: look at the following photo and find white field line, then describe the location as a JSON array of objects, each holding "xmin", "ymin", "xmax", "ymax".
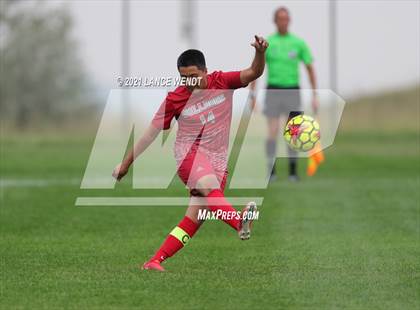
[{"xmin": 0, "ymin": 178, "xmax": 81, "ymax": 188}]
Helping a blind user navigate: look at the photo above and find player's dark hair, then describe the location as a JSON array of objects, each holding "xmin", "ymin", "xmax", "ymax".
[
  {"xmin": 177, "ymin": 49, "xmax": 206, "ymax": 70},
  {"xmin": 273, "ymin": 6, "xmax": 290, "ymax": 21}
]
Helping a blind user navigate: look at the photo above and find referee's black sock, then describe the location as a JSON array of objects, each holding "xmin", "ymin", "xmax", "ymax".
[
  {"xmin": 288, "ymin": 148, "xmax": 298, "ymax": 176},
  {"xmin": 266, "ymin": 139, "xmax": 277, "ymax": 176}
]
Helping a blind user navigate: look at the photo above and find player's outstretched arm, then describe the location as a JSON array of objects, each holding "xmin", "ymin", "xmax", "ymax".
[
  {"xmin": 240, "ymin": 35, "xmax": 268, "ymax": 86},
  {"xmin": 112, "ymin": 123, "xmax": 161, "ymax": 181}
]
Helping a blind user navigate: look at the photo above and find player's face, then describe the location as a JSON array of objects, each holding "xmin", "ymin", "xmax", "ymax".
[
  {"xmin": 178, "ymin": 66, "xmax": 208, "ymax": 92},
  {"xmin": 275, "ymin": 11, "xmax": 290, "ymax": 34}
]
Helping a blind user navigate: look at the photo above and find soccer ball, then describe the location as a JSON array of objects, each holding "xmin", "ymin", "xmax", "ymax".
[{"xmin": 283, "ymin": 115, "xmax": 320, "ymax": 152}]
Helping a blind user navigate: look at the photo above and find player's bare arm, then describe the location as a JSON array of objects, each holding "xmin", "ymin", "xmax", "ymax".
[
  {"xmin": 112, "ymin": 123, "xmax": 161, "ymax": 181},
  {"xmin": 240, "ymin": 35, "xmax": 268, "ymax": 86}
]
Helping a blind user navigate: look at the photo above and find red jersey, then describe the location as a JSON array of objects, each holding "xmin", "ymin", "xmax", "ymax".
[{"xmin": 152, "ymin": 71, "xmax": 244, "ymax": 175}]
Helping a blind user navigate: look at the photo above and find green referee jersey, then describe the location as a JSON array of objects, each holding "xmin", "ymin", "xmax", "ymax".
[{"xmin": 266, "ymin": 32, "xmax": 313, "ymax": 87}]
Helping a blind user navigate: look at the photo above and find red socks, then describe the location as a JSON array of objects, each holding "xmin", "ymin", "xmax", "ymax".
[
  {"xmin": 206, "ymin": 189, "xmax": 240, "ymax": 231},
  {"xmin": 150, "ymin": 190, "xmax": 238, "ymax": 264},
  {"xmin": 152, "ymin": 216, "xmax": 199, "ymax": 263}
]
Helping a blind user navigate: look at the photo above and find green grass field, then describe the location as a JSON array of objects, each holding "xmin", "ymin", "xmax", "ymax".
[{"xmin": 1, "ymin": 91, "xmax": 419, "ymax": 308}]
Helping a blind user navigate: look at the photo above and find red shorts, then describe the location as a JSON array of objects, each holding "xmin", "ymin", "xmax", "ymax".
[{"xmin": 177, "ymin": 151, "xmax": 228, "ymax": 195}]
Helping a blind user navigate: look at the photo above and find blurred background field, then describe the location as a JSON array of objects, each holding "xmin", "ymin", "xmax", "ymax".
[
  {"xmin": 340, "ymin": 86, "xmax": 419, "ymax": 132},
  {"xmin": 1, "ymin": 0, "xmax": 419, "ymax": 309},
  {"xmin": 1, "ymin": 89, "xmax": 418, "ymax": 308}
]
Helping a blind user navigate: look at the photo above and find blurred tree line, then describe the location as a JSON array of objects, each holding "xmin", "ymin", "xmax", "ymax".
[{"xmin": 0, "ymin": 0, "xmax": 98, "ymax": 129}]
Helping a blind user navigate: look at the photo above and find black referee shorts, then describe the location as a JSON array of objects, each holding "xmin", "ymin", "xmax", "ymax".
[{"xmin": 263, "ymin": 85, "xmax": 301, "ymax": 118}]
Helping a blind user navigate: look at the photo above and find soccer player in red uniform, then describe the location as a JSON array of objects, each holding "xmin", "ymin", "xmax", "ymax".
[{"xmin": 112, "ymin": 36, "xmax": 268, "ymax": 271}]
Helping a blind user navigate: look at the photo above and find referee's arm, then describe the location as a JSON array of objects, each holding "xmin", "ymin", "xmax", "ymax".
[
  {"xmin": 300, "ymin": 39, "xmax": 319, "ymax": 112},
  {"xmin": 305, "ymin": 63, "xmax": 319, "ymax": 112}
]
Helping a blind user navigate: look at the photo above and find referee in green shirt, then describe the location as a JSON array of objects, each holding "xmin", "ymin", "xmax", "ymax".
[{"xmin": 251, "ymin": 6, "xmax": 319, "ymax": 182}]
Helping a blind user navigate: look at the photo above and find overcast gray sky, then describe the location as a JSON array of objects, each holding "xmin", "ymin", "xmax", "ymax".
[{"xmin": 55, "ymin": 0, "xmax": 419, "ymax": 98}]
